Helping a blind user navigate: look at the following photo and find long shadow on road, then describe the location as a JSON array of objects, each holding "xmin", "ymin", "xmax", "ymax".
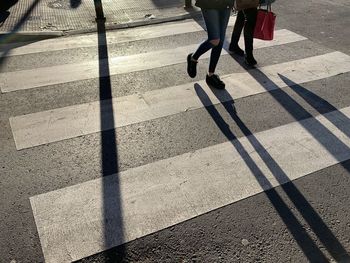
[
  {"xmin": 73, "ymin": 6, "xmax": 350, "ymax": 262},
  {"xmin": 80, "ymin": 9, "xmax": 350, "ymax": 261},
  {"xmin": 195, "ymin": 68, "xmax": 350, "ymax": 262},
  {"xmin": 88, "ymin": 1, "xmax": 126, "ymax": 262},
  {"xmin": 191, "ymin": 12, "xmax": 350, "ymax": 260},
  {"xmin": 279, "ymin": 74, "xmax": 350, "ymax": 138}
]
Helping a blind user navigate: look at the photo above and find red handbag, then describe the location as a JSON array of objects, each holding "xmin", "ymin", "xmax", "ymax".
[{"xmin": 253, "ymin": 5, "xmax": 276, "ymax": 41}]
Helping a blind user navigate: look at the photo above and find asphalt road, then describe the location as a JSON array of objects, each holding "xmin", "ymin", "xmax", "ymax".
[{"xmin": 0, "ymin": 0, "xmax": 350, "ymax": 262}]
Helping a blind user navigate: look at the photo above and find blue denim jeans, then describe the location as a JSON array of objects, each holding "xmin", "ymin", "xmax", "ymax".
[{"xmin": 193, "ymin": 8, "xmax": 231, "ymax": 73}]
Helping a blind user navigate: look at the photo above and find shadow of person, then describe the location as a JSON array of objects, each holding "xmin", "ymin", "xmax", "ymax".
[
  {"xmin": 194, "ymin": 83, "xmax": 330, "ymax": 262},
  {"xmin": 194, "ymin": 74, "xmax": 350, "ymax": 262},
  {"xmin": 278, "ymin": 73, "xmax": 350, "ymax": 138},
  {"xmin": 70, "ymin": 0, "xmax": 81, "ymax": 9}
]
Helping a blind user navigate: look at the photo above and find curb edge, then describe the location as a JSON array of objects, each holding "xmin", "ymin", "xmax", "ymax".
[{"xmin": 0, "ymin": 9, "xmax": 201, "ymax": 43}]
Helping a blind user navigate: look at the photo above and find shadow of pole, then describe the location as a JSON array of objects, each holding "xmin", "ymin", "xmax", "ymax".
[{"xmin": 93, "ymin": 1, "xmax": 126, "ymax": 261}]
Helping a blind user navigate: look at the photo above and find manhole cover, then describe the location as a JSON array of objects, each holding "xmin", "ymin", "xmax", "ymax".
[{"xmin": 48, "ymin": 0, "xmax": 81, "ymax": 9}]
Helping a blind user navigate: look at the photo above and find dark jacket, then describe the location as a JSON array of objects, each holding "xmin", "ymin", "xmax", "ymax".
[{"xmin": 195, "ymin": 0, "xmax": 234, "ymax": 9}]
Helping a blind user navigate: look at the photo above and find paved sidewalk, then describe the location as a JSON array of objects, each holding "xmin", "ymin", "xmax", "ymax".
[{"xmin": 0, "ymin": 0, "xmax": 200, "ymax": 35}]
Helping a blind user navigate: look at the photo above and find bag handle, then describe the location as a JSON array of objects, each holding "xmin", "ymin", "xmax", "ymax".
[
  {"xmin": 267, "ymin": 2, "xmax": 272, "ymax": 12},
  {"xmin": 259, "ymin": 0, "xmax": 272, "ymax": 11},
  {"xmin": 260, "ymin": 4, "xmax": 272, "ymax": 12}
]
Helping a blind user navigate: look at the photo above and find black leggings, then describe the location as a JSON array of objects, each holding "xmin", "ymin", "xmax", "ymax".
[{"xmin": 230, "ymin": 8, "xmax": 258, "ymax": 54}]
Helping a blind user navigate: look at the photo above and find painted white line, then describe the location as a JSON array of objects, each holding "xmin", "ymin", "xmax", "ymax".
[
  {"xmin": 1, "ymin": 29, "xmax": 306, "ymax": 93},
  {"xmin": 10, "ymin": 51, "xmax": 350, "ymax": 150},
  {"xmin": 30, "ymin": 106, "xmax": 350, "ymax": 263},
  {"xmin": 0, "ymin": 18, "xmax": 237, "ymax": 57}
]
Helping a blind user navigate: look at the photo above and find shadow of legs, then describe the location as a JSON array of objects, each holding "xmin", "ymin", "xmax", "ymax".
[
  {"xmin": 195, "ymin": 84, "xmax": 350, "ymax": 262},
  {"xmin": 279, "ymin": 73, "xmax": 350, "ymax": 138}
]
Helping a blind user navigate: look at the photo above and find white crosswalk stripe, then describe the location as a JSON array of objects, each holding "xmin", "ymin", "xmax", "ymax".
[
  {"xmin": 10, "ymin": 51, "xmax": 350, "ymax": 150},
  {"xmin": 30, "ymin": 105, "xmax": 350, "ymax": 263},
  {"xmin": 3, "ymin": 17, "xmax": 349, "ymax": 263},
  {"xmin": 1, "ymin": 29, "xmax": 306, "ymax": 93}
]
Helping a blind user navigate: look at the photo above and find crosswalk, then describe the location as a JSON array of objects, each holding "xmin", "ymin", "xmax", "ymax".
[
  {"xmin": 9, "ymin": 52, "xmax": 350, "ymax": 150},
  {"xmin": 1, "ymin": 29, "xmax": 306, "ymax": 92},
  {"xmin": 2, "ymin": 16, "xmax": 350, "ymax": 263}
]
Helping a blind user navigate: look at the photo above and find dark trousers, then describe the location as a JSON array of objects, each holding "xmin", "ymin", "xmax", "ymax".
[{"xmin": 230, "ymin": 8, "xmax": 258, "ymax": 55}]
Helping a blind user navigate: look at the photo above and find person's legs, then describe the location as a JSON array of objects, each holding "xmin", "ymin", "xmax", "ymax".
[
  {"xmin": 206, "ymin": 8, "xmax": 231, "ymax": 89},
  {"xmin": 229, "ymin": 10, "xmax": 245, "ymax": 55},
  {"xmin": 243, "ymin": 8, "xmax": 258, "ymax": 65},
  {"xmin": 187, "ymin": 9, "xmax": 221, "ymax": 78},
  {"xmin": 192, "ymin": 9, "xmax": 221, "ymax": 61},
  {"xmin": 208, "ymin": 8, "xmax": 231, "ymax": 74}
]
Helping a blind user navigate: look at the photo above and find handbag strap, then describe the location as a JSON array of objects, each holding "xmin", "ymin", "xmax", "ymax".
[
  {"xmin": 259, "ymin": 0, "xmax": 272, "ymax": 11},
  {"xmin": 259, "ymin": 4, "xmax": 272, "ymax": 11}
]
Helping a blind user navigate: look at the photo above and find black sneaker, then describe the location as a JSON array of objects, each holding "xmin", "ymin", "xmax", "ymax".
[
  {"xmin": 245, "ymin": 54, "xmax": 257, "ymax": 67},
  {"xmin": 206, "ymin": 74, "xmax": 225, "ymax": 89},
  {"xmin": 187, "ymin": 53, "xmax": 197, "ymax": 78},
  {"xmin": 229, "ymin": 44, "xmax": 245, "ymax": 56}
]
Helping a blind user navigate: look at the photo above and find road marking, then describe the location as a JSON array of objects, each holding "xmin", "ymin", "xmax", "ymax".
[
  {"xmin": 1, "ymin": 29, "xmax": 306, "ymax": 93},
  {"xmin": 30, "ymin": 106, "xmax": 350, "ymax": 263},
  {"xmin": 0, "ymin": 18, "xmax": 237, "ymax": 57},
  {"xmin": 10, "ymin": 51, "xmax": 350, "ymax": 150}
]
